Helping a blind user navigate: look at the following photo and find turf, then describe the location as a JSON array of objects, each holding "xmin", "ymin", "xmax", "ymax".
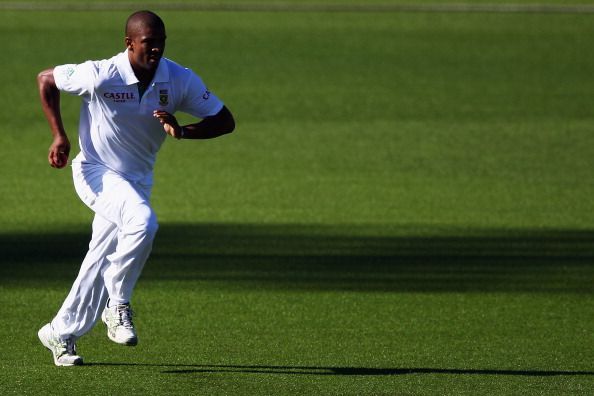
[{"xmin": 2, "ymin": 3, "xmax": 594, "ymax": 395}]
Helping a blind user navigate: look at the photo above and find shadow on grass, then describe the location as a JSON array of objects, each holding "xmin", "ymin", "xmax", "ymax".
[
  {"xmin": 87, "ymin": 362, "xmax": 594, "ymax": 377},
  {"xmin": 1, "ymin": 223, "xmax": 594, "ymax": 292}
]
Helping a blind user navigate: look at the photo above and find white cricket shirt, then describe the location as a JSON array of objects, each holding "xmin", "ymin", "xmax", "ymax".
[{"xmin": 54, "ymin": 50, "xmax": 224, "ymax": 183}]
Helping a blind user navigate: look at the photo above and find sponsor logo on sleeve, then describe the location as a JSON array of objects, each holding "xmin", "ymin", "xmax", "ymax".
[
  {"xmin": 64, "ymin": 66, "xmax": 75, "ymax": 80},
  {"xmin": 202, "ymin": 90, "xmax": 211, "ymax": 100}
]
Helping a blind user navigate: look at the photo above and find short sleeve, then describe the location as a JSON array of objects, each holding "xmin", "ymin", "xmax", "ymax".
[
  {"xmin": 178, "ymin": 71, "xmax": 224, "ymax": 119},
  {"xmin": 53, "ymin": 61, "xmax": 96, "ymax": 97}
]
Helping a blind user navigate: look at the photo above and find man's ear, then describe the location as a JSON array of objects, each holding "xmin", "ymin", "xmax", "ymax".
[{"xmin": 125, "ymin": 37, "xmax": 133, "ymax": 50}]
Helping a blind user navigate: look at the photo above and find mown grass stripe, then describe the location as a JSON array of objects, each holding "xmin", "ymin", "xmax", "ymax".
[{"xmin": 1, "ymin": 1, "xmax": 594, "ymax": 13}]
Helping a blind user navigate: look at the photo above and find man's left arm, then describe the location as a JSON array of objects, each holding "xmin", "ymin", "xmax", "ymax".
[{"xmin": 153, "ymin": 105, "xmax": 235, "ymax": 140}]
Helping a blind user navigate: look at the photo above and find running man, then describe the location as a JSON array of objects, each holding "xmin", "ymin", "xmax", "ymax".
[{"xmin": 37, "ymin": 10, "xmax": 235, "ymax": 366}]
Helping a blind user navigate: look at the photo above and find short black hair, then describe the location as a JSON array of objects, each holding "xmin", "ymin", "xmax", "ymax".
[{"xmin": 125, "ymin": 10, "xmax": 165, "ymax": 37}]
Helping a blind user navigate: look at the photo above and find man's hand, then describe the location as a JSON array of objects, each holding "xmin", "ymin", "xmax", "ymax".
[
  {"xmin": 153, "ymin": 110, "xmax": 182, "ymax": 139},
  {"xmin": 48, "ymin": 134, "xmax": 70, "ymax": 169}
]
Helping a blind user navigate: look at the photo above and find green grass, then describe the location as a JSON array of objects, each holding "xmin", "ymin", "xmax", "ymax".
[
  {"xmin": 3, "ymin": 226, "xmax": 594, "ymax": 394},
  {"xmin": 2, "ymin": 4, "xmax": 594, "ymax": 395},
  {"xmin": 2, "ymin": 0, "xmax": 594, "ymax": 6}
]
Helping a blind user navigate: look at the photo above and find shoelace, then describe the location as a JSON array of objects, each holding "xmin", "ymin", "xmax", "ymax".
[
  {"xmin": 65, "ymin": 338, "xmax": 77, "ymax": 355},
  {"xmin": 53, "ymin": 337, "xmax": 77, "ymax": 357},
  {"xmin": 117, "ymin": 304, "xmax": 135, "ymax": 329}
]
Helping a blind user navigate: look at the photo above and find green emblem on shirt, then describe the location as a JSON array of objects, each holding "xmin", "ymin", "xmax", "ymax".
[{"xmin": 159, "ymin": 89, "xmax": 169, "ymax": 106}]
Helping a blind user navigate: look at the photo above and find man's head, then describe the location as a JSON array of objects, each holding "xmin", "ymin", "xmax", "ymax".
[{"xmin": 125, "ymin": 11, "xmax": 166, "ymax": 75}]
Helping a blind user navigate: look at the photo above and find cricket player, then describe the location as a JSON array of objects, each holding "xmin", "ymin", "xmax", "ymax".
[{"xmin": 36, "ymin": 10, "xmax": 235, "ymax": 366}]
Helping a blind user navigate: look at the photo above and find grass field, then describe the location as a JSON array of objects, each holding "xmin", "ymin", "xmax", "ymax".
[{"xmin": 2, "ymin": 1, "xmax": 594, "ymax": 395}]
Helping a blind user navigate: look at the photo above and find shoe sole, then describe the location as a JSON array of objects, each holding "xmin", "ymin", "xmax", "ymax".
[
  {"xmin": 108, "ymin": 333, "xmax": 138, "ymax": 346},
  {"xmin": 38, "ymin": 324, "xmax": 83, "ymax": 367}
]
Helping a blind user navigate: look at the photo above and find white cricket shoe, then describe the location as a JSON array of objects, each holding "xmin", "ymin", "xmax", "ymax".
[
  {"xmin": 101, "ymin": 302, "xmax": 138, "ymax": 346},
  {"xmin": 38, "ymin": 323, "xmax": 83, "ymax": 366}
]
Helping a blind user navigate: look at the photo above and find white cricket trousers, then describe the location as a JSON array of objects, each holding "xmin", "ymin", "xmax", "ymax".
[{"xmin": 51, "ymin": 162, "xmax": 158, "ymax": 339}]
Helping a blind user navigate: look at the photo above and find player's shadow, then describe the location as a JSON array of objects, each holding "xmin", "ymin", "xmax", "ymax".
[
  {"xmin": 2, "ymin": 223, "xmax": 594, "ymax": 293},
  {"xmin": 87, "ymin": 363, "xmax": 594, "ymax": 377},
  {"xmin": 163, "ymin": 365, "xmax": 594, "ymax": 377}
]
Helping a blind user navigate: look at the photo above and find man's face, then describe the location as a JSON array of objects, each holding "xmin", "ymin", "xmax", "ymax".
[{"xmin": 126, "ymin": 24, "xmax": 166, "ymax": 73}]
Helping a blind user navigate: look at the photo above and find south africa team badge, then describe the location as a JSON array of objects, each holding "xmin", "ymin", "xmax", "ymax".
[{"xmin": 159, "ymin": 89, "xmax": 169, "ymax": 106}]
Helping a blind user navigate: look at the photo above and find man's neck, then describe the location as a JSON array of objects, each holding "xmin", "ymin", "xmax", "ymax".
[{"xmin": 134, "ymin": 68, "xmax": 155, "ymax": 87}]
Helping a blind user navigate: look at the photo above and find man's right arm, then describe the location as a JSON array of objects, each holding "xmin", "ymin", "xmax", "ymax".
[{"xmin": 38, "ymin": 68, "xmax": 70, "ymax": 169}]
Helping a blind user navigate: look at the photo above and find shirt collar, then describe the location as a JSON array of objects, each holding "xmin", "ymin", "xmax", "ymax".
[{"xmin": 116, "ymin": 50, "xmax": 169, "ymax": 85}]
